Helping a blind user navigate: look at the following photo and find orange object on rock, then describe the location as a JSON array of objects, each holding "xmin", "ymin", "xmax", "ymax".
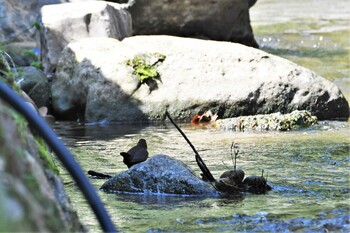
[{"xmin": 191, "ymin": 110, "xmax": 218, "ymax": 124}]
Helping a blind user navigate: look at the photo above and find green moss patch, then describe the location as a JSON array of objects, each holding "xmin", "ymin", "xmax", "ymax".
[
  {"xmin": 217, "ymin": 110, "xmax": 318, "ymax": 131},
  {"xmin": 0, "ymin": 50, "xmax": 22, "ymax": 93},
  {"xmin": 34, "ymin": 136, "xmax": 59, "ymax": 174},
  {"xmin": 126, "ymin": 53, "xmax": 166, "ymax": 83}
]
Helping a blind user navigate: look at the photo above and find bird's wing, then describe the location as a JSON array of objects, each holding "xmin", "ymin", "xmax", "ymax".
[{"xmin": 130, "ymin": 148, "xmax": 148, "ymax": 163}]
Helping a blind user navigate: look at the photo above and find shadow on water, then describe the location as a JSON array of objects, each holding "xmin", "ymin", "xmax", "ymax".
[
  {"xmin": 53, "ymin": 121, "xmax": 151, "ymax": 143},
  {"xmin": 114, "ymin": 192, "xmax": 212, "ymax": 209},
  {"xmin": 111, "ymin": 190, "xmax": 246, "ymax": 209}
]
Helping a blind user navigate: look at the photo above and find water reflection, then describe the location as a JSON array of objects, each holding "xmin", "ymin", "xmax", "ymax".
[
  {"xmin": 114, "ymin": 193, "xmax": 209, "ymax": 208},
  {"xmin": 53, "ymin": 122, "xmax": 152, "ymax": 143}
]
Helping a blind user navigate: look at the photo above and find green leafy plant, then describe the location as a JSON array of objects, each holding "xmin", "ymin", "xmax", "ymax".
[
  {"xmin": 0, "ymin": 50, "xmax": 22, "ymax": 93},
  {"xmin": 30, "ymin": 61, "xmax": 41, "ymax": 69},
  {"xmin": 35, "ymin": 136, "xmax": 59, "ymax": 174},
  {"xmin": 126, "ymin": 53, "xmax": 166, "ymax": 83},
  {"xmin": 22, "ymin": 49, "xmax": 41, "ymax": 69},
  {"xmin": 32, "ymin": 21, "xmax": 41, "ymax": 30}
]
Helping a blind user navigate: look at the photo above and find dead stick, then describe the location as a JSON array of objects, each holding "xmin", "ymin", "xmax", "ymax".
[
  {"xmin": 87, "ymin": 170, "xmax": 112, "ymax": 179},
  {"xmin": 165, "ymin": 111, "xmax": 216, "ymax": 182}
]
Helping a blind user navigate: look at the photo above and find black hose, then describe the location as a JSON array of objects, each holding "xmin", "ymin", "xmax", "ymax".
[{"xmin": 0, "ymin": 82, "xmax": 116, "ymax": 233}]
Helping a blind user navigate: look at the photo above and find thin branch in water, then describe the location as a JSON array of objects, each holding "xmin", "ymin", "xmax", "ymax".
[
  {"xmin": 165, "ymin": 111, "xmax": 216, "ymax": 183},
  {"xmin": 231, "ymin": 141, "xmax": 240, "ymax": 170},
  {"xmin": 221, "ymin": 157, "xmax": 231, "ymax": 170},
  {"xmin": 231, "ymin": 142, "xmax": 235, "ymax": 168}
]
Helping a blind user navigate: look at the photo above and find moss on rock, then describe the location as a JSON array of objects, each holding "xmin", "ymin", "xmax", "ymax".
[
  {"xmin": 34, "ymin": 136, "xmax": 59, "ymax": 174},
  {"xmin": 216, "ymin": 110, "xmax": 318, "ymax": 131},
  {"xmin": 0, "ymin": 49, "xmax": 22, "ymax": 94},
  {"xmin": 0, "ymin": 101, "xmax": 84, "ymax": 232},
  {"xmin": 126, "ymin": 52, "xmax": 166, "ymax": 83}
]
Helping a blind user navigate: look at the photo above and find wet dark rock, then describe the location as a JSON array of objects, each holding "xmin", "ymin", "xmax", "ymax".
[
  {"xmin": 215, "ymin": 169, "xmax": 271, "ymax": 195},
  {"xmin": 198, "ymin": 208, "xmax": 350, "ymax": 232},
  {"xmin": 215, "ymin": 170, "xmax": 245, "ymax": 194},
  {"xmin": 101, "ymin": 154, "xmax": 219, "ymax": 196},
  {"xmin": 102, "ymin": 154, "xmax": 271, "ymax": 196},
  {"xmin": 220, "ymin": 169, "xmax": 245, "ymax": 182},
  {"xmin": 243, "ymin": 175, "xmax": 272, "ymax": 194},
  {"xmin": 15, "ymin": 66, "xmax": 50, "ymax": 108}
]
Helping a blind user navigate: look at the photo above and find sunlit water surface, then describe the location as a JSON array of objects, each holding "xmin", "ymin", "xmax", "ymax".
[
  {"xmin": 54, "ymin": 121, "xmax": 349, "ymax": 232},
  {"xmin": 53, "ymin": 0, "xmax": 349, "ymax": 232}
]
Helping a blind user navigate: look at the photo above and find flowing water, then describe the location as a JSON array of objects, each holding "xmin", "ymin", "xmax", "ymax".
[{"xmin": 53, "ymin": 0, "xmax": 350, "ymax": 232}]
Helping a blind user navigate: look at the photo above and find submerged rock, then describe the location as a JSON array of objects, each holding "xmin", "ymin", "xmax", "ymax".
[
  {"xmin": 214, "ymin": 208, "xmax": 350, "ymax": 232},
  {"xmin": 216, "ymin": 110, "xmax": 318, "ymax": 131},
  {"xmin": 101, "ymin": 154, "xmax": 219, "ymax": 196},
  {"xmin": 215, "ymin": 169, "xmax": 271, "ymax": 195},
  {"xmin": 243, "ymin": 175, "xmax": 272, "ymax": 194},
  {"xmin": 215, "ymin": 169, "xmax": 245, "ymax": 194}
]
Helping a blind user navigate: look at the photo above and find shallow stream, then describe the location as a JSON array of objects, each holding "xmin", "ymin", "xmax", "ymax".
[
  {"xmin": 55, "ymin": 121, "xmax": 349, "ymax": 232},
  {"xmin": 53, "ymin": 0, "xmax": 349, "ymax": 232}
]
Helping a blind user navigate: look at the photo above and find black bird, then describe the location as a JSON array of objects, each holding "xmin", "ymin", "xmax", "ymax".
[{"xmin": 120, "ymin": 139, "xmax": 149, "ymax": 168}]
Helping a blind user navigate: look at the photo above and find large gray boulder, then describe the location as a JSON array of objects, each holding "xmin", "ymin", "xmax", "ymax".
[
  {"xmin": 39, "ymin": 1, "xmax": 132, "ymax": 73},
  {"xmin": 101, "ymin": 155, "xmax": 218, "ymax": 196},
  {"xmin": 117, "ymin": 0, "xmax": 258, "ymax": 48},
  {"xmin": 51, "ymin": 36, "xmax": 349, "ymax": 122}
]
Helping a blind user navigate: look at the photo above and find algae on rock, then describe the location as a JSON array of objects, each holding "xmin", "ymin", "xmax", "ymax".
[
  {"xmin": 0, "ymin": 49, "xmax": 22, "ymax": 93},
  {"xmin": 216, "ymin": 110, "xmax": 318, "ymax": 131},
  {"xmin": 0, "ymin": 100, "xmax": 84, "ymax": 232}
]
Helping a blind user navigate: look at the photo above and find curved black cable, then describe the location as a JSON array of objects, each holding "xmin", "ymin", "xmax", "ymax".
[{"xmin": 0, "ymin": 82, "xmax": 116, "ymax": 233}]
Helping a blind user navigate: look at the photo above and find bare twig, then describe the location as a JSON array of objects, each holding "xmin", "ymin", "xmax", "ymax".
[
  {"xmin": 231, "ymin": 141, "xmax": 240, "ymax": 170},
  {"xmin": 230, "ymin": 142, "xmax": 235, "ymax": 168},
  {"xmin": 87, "ymin": 170, "xmax": 112, "ymax": 179},
  {"xmin": 221, "ymin": 158, "xmax": 231, "ymax": 170}
]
